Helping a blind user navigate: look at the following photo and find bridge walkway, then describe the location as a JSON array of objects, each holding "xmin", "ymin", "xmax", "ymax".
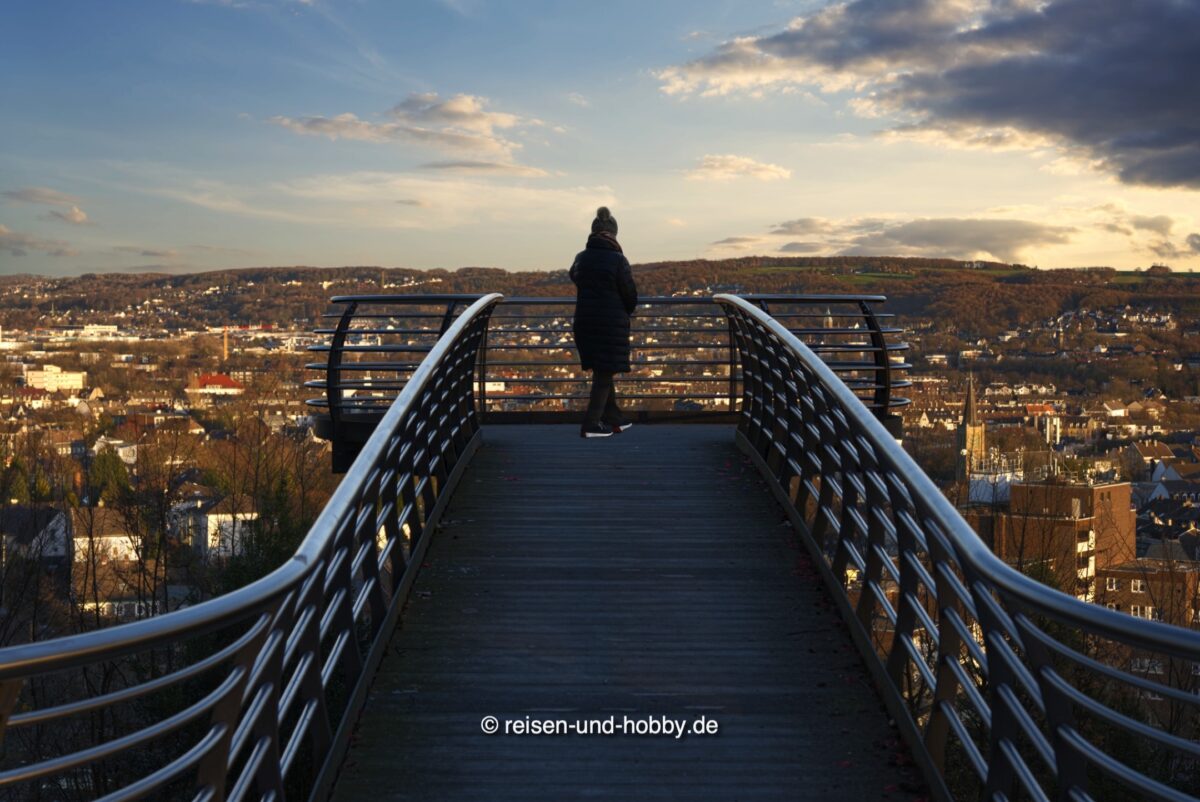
[{"xmin": 333, "ymin": 425, "xmax": 925, "ymax": 801}]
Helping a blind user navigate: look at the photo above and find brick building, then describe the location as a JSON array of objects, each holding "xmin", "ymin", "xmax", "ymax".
[{"xmin": 963, "ymin": 481, "xmax": 1136, "ymax": 600}]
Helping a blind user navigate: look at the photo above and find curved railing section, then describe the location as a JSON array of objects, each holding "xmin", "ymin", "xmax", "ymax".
[
  {"xmin": 0, "ymin": 294, "xmax": 501, "ymax": 801},
  {"xmin": 716, "ymin": 294, "xmax": 1200, "ymax": 802},
  {"xmin": 308, "ymin": 293, "xmax": 909, "ymax": 468}
]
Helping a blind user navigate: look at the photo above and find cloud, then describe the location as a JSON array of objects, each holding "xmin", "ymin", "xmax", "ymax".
[
  {"xmin": 711, "ymin": 236, "xmax": 762, "ymax": 248},
  {"xmin": 660, "ymin": 0, "xmax": 1200, "ymax": 189},
  {"xmin": 686, "ymin": 154, "xmax": 791, "ymax": 181},
  {"xmin": 779, "ymin": 241, "xmax": 824, "ymax": 253},
  {"xmin": 1146, "ymin": 231, "xmax": 1200, "ymax": 260},
  {"xmin": 566, "ymin": 92, "xmax": 590, "ymax": 107},
  {"xmin": 129, "ymin": 164, "xmax": 616, "ymax": 232},
  {"xmin": 188, "ymin": 243, "xmax": 260, "ymax": 256},
  {"xmin": 732, "ymin": 213, "xmax": 1075, "ymax": 261},
  {"xmin": 5, "ymin": 186, "xmax": 91, "ymax": 225},
  {"xmin": 48, "ymin": 205, "xmax": 89, "ymax": 225},
  {"xmin": 3, "ymin": 187, "xmax": 81, "ymax": 206},
  {"xmin": 418, "ymin": 160, "xmax": 548, "ymax": 177},
  {"xmin": 1088, "ymin": 206, "xmax": 1200, "ymax": 259},
  {"xmin": 113, "ymin": 245, "xmax": 180, "ymax": 259},
  {"xmin": 0, "ymin": 224, "xmax": 77, "ymax": 257},
  {"xmin": 1129, "ymin": 215, "xmax": 1174, "ymax": 237},
  {"xmin": 842, "ymin": 218, "xmax": 1073, "ymax": 262},
  {"xmin": 770, "ymin": 217, "xmax": 830, "ymax": 236},
  {"xmin": 269, "ymin": 92, "xmax": 540, "ymax": 163}
]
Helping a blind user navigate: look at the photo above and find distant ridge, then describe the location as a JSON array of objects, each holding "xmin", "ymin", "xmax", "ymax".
[{"xmin": 1, "ymin": 258, "xmax": 1191, "ymax": 336}]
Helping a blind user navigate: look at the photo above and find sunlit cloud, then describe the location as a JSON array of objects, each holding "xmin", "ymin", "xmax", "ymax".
[
  {"xmin": 48, "ymin": 205, "xmax": 89, "ymax": 225},
  {"xmin": 4, "ymin": 186, "xmax": 91, "ymax": 225},
  {"xmin": 269, "ymin": 92, "xmax": 545, "ymax": 167},
  {"xmin": 686, "ymin": 154, "xmax": 791, "ymax": 181}
]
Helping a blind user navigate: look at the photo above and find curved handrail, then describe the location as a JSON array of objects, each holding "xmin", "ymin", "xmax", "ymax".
[
  {"xmin": 0, "ymin": 293, "xmax": 503, "ymax": 800},
  {"xmin": 719, "ymin": 294, "xmax": 1200, "ymax": 654},
  {"xmin": 309, "ymin": 292, "xmax": 910, "ymax": 465},
  {"xmin": 716, "ymin": 293, "xmax": 1200, "ymax": 802}
]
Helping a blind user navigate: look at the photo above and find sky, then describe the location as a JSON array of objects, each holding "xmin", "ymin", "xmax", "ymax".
[{"xmin": 2, "ymin": 0, "xmax": 1199, "ymax": 276}]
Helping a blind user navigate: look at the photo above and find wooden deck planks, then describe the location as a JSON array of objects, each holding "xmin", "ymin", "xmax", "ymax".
[{"xmin": 332, "ymin": 425, "xmax": 925, "ymax": 801}]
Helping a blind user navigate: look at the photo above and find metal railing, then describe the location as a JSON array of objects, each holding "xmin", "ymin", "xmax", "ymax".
[
  {"xmin": 307, "ymin": 293, "xmax": 909, "ymax": 467},
  {"xmin": 0, "ymin": 294, "xmax": 501, "ymax": 801},
  {"xmin": 717, "ymin": 294, "xmax": 1200, "ymax": 802}
]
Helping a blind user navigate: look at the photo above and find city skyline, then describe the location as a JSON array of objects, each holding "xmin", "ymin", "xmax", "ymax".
[{"xmin": 2, "ymin": 0, "xmax": 1199, "ymax": 276}]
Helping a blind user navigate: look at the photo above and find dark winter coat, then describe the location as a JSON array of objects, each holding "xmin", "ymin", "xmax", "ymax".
[{"xmin": 570, "ymin": 234, "xmax": 638, "ymax": 374}]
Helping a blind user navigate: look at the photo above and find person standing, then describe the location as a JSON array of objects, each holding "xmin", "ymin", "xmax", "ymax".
[{"xmin": 570, "ymin": 207, "xmax": 638, "ymax": 438}]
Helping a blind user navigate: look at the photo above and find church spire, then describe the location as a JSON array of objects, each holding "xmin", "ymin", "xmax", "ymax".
[
  {"xmin": 963, "ymin": 374, "xmax": 979, "ymax": 426},
  {"xmin": 956, "ymin": 374, "xmax": 986, "ymax": 483}
]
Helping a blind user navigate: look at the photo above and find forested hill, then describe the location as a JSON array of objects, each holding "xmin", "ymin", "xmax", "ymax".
[{"xmin": 2, "ymin": 257, "xmax": 1195, "ymax": 335}]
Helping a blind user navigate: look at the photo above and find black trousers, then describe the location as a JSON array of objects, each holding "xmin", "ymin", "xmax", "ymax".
[{"xmin": 584, "ymin": 370, "xmax": 623, "ymax": 425}]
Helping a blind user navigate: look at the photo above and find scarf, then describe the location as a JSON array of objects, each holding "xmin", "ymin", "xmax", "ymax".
[{"xmin": 586, "ymin": 232, "xmax": 623, "ymax": 254}]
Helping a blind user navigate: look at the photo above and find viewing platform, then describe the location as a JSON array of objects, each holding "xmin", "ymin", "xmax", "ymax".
[
  {"xmin": 333, "ymin": 424, "xmax": 924, "ymax": 801},
  {"xmin": 0, "ymin": 293, "xmax": 1195, "ymax": 802}
]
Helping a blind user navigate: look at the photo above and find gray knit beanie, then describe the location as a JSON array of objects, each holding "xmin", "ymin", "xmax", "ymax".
[{"xmin": 591, "ymin": 206, "xmax": 618, "ymax": 236}]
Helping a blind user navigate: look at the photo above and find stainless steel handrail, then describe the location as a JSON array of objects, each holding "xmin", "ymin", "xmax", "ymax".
[
  {"xmin": 716, "ymin": 293, "xmax": 1200, "ymax": 802},
  {"xmin": 0, "ymin": 294, "xmax": 503, "ymax": 800},
  {"xmin": 307, "ymin": 293, "xmax": 910, "ymax": 468}
]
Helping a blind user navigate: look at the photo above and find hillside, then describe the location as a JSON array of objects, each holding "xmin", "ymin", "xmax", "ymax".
[{"xmin": 1, "ymin": 258, "xmax": 1195, "ymax": 335}]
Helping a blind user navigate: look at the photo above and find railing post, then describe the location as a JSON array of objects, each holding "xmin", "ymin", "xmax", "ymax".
[
  {"xmin": 858, "ymin": 300, "xmax": 903, "ymax": 439},
  {"xmin": 726, "ymin": 315, "xmax": 739, "ymax": 414},
  {"xmin": 477, "ymin": 314, "xmax": 490, "ymax": 423},
  {"xmin": 195, "ymin": 612, "xmax": 273, "ymax": 802},
  {"xmin": 249, "ymin": 615, "xmax": 287, "ymax": 800},
  {"xmin": 437, "ymin": 301, "xmax": 459, "ymax": 335},
  {"xmin": 326, "ymin": 301, "xmax": 357, "ymax": 426}
]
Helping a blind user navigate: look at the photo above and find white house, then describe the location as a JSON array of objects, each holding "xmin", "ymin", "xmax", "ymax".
[
  {"xmin": 171, "ymin": 494, "xmax": 258, "ymax": 559},
  {"xmin": 71, "ymin": 507, "xmax": 140, "ymax": 564},
  {"xmin": 0, "ymin": 506, "xmax": 70, "ymax": 563}
]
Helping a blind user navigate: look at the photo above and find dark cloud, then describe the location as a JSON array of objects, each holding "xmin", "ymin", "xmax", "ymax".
[
  {"xmin": 663, "ymin": 0, "xmax": 1200, "ymax": 189},
  {"xmin": 3, "ymin": 186, "xmax": 80, "ymax": 206},
  {"xmin": 770, "ymin": 218, "xmax": 829, "ymax": 236},
  {"xmin": 1129, "ymin": 215, "xmax": 1174, "ymax": 237},
  {"xmin": 418, "ymin": 160, "xmax": 547, "ymax": 176},
  {"xmin": 779, "ymin": 241, "xmax": 824, "ymax": 253},
  {"xmin": 1153, "ymin": 234, "xmax": 1200, "ymax": 260},
  {"xmin": 839, "ymin": 217, "xmax": 1073, "ymax": 262},
  {"xmin": 114, "ymin": 245, "xmax": 179, "ymax": 259},
  {"xmin": 0, "ymin": 224, "xmax": 76, "ymax": 257},
  {"xmin": 711, "ymin": 236, "xmax": 760, "ymax": 246}
]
